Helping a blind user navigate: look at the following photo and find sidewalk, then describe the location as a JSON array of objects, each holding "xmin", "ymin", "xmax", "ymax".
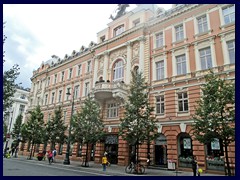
[{"xmin": 15, "ymin": 155, "xmax": 224, "ymax": 176}]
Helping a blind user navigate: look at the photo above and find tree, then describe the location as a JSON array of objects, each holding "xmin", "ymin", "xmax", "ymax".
[
  {"xmin": 3, "ymin": 22, "xmax": 20, "ymax": 115},
  {"xmin": 11, "ymin": 114, "xmax": 23, "ymax": 147},
  {"xmin": 192, "ymin": 71, "xmax": 235, "ymax": 176},
  {"xmin": 119, "ymin": 71, "xmax": 158, "ymax": 171},
  {"xmin": 72, "ymin": 95, "xmax": 105, "ymax": 167},
  {"xmin": 23, "ymin": 105, "xmax": 45, "ymax": 159},
  {"xmin": 45, "ymin": 106, "xmax": 67, "ymax": 150}
]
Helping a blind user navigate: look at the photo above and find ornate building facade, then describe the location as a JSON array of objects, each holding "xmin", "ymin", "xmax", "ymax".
[{"xmin": 20, "ymin": 4, "xmax": 235, "ymax": 174}]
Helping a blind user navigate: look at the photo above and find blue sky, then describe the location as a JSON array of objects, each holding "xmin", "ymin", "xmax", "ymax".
[{"xmin": 3, "ymin": 4, "xmax": 172, "ymax": 88}]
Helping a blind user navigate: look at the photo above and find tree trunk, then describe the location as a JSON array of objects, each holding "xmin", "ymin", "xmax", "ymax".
[
  {"xmin": 84, "ymin": 142, "xmax": 89, "ymax": 167},
  {"xmin": 29, "ymin": 142, "xmax": 34, "ymax": 160},
  {"xmin": 224, "ymin": 144, "xmax": 231, "ymax": 176}
]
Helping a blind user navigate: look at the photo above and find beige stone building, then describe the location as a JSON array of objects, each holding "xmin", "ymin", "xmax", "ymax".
[{"xmin": 20, "ymin": 4, "xmax": 235, "ymax": 174}]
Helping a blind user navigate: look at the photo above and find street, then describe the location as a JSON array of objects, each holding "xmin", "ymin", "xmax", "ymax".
[{"xmin": 3, "ymin": 158, "xmax": 110, "ymax": 176}]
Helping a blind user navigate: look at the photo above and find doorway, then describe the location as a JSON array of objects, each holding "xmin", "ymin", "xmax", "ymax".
[{"xmin": 155, "ymin": 134, "xmax": 167, "ymax": 167}]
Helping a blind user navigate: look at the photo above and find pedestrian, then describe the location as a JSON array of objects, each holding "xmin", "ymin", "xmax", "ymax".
[
  {"xmin": 52, "ymin": 148, "xmax": 57, "ymax": 163},
  {"xmin": 102, "ymin": 154, "xmax": 109, "ymax": 171},
  {"xmin": 47, "ymin": 150, "xmax": 53, "ymax": 164},
  {"xmin": 42, "ymin": 149, "xmax": 46, "ymax": 161},
  {"xmin": 192, "ymin": 156, "xmax": 197, "ymax": 176},
  {"xmin": 130, "ymin": 151, "xmax": 136, "ymax": 165},
  {"xmin": 14, "ymin": 146, "xmax": 19, "ymax": 158},
  {"xmin": 11, "ymin": 147, "xmax": 15, "ymax": 157}
]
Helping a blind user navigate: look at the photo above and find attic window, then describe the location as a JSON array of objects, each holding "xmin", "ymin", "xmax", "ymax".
[
  {"xmin": 114, "ymin": 25, "xmax": 124, "ymax": 37},
  {"xmin": 100, "ymin": 36, "xmax": 105, "ymax": 42},
  {"xmin": 133, "ymin": 18, "xmax": 140, "ymax": 27}
]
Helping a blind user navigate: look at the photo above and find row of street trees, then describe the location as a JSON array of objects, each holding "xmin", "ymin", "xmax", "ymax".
[{"xmin": 8, "ymin": 70, "xmax": 235, "ymax": 175}]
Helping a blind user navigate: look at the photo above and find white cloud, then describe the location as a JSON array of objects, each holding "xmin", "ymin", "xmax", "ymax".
[{"xmin": 3, "ymin": 4, "xmax": 172, "ymax": 88}]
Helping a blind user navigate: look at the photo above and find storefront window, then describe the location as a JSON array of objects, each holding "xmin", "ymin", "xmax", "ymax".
[{"xmin": 178, "ymin": 133, "xmax": 193, "ymax": 168}]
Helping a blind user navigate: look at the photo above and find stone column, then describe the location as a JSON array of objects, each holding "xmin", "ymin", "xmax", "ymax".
[
  {"xmin": 103, "ymin": 51, "xmax": 109, "ymax": 81},
  {"xmin": 125, "ymin": 41, "xmax": 132, "ymax": 84},
  {"xmin": 93, "ymin": 57, "xmax": 99, "ymax": 88},
  {"xmin": 139, "ymin": 36, "xmax": 146, "ymax": 73}
]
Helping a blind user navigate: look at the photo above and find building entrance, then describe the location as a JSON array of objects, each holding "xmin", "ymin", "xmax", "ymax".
[
  {"xmin": 154, "ymin": 134, "xmax": 167, "ymax": 167},
  {"xmin": 105, "ymin": 135, "xmax": 118, "ymax": 164}
]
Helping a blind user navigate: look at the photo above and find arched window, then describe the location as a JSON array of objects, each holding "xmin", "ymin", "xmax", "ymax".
[{"xmin": 113, "ymin": 60, "xmax": 124, "ymax": 81}]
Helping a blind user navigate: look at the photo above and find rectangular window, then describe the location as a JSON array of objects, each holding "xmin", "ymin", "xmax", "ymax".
[
  {"xmin": 107, "ymin": 103, "xmax": 119, "ymax": 118},
  {"xmin": 61, "ymin": 71, "xmax": 65, "ymax": 82},
  {"xmin": 223, "ymin": 5, "xmax": 235, "ymax": 24},
  {"xmin": 66, "ymin": 88, "xmax": 71, "ymax": 100},
  {"xmin": 199, "ymin": 47, "xmax": 212, "ymax": 70},
  {"xmin": 176, "ymin": 54, "xmax": 187, "ymax": 75},
  {"xmin": 85, "ymin": 82, "xmax": 89, "ymax": 96},
  {"xmin": 19, "ymin": 104, "xmax": 25, "ymax": 114},
  {"xmin": 156, "ymin": 96, "xmax": 164, "ymax": 114},
  {"xmin": 48, "ymin": 113, "xmax": 51, "ymax": 122},
  {"xmin": 227, "ymin": 40, "xmax": 235, "ymax": 64},
  {"xmin": 58, "ymin": 90, "xmax": 62, "ymax": 102},
  {"xmin": 156, "ymin": 61, "xmax": 164, "ymax": 80},
  {"xmin": 87, "ymin": 61, "xmax": 91, "ymax": 73},
  {"xmin": 69, "ymin": 68, "xmax": 72, "ymax": 79},
  {"xmin": 78, "ymin": 64, "xmax": 82, "ymax": 76},
  {"xmin": 100, "ymin": 36, "xmax": 105, "ymax": 42},
  {"xmin": 47, "ymin": 77, "xmax": 50, "ymax": 86},
  {"xmin": 197, "ymin": 15, "xmax": 208, "ymax": 33},
  {"xmin": 156, "ymin": 32, "xmax": 163, "ymax": 48},
  {"xmin": 45, "ymin": 94, "xmax": 48, "ymax": 105},
  {"xmin": 63, "ymin": 111, "xmax": 67, "ymax": 123},
  {"xmin": 54, "ymin": 74, "xmax": 57, "ymax": 84},
  {"xmin": 175, "ymin": 24, "xmax": 184, "ymax": 41},
  {"xmin": 51, "ymin": 92, "xmax": 55, "ymax": 104},
  {"xmin": 178, "ymin": 92, "xmax": 188, "ymax": 112},
  {"xmin": 74, "ymin": 85, "xmax": 79, "ymax": 98}
]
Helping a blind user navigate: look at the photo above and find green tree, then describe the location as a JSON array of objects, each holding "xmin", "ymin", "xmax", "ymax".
[
  {"xmin": 192, "ymin": 71, "xmax": 235, "ymax": 176},
  {"xmin": 23, "ymin": 105, "xmax": 45, "ymax": 159},
  {"xmin": 3, "ymin": 22, "xmax": 20, "ymax": 115},
  {"xmin": 119, "ymin": 71, "xmax": 158, "ymax": 169},
  {"xmin": 45, "ymin": 106, "xmax": 67, "ymax": 150},
  {"xmin": 11, "ymin": 114, "xmax": 23, "ymax": 147},
  {"xmin": 72, "ymin": 95, "xmax": 105, "ymax": 167}
]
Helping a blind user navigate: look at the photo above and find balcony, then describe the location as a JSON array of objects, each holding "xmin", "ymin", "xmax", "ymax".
[{"xmin": 92, "ymin": 81, "xmax": 129, "ymax": 102}]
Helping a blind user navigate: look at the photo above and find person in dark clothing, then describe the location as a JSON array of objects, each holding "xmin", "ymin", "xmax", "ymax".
[
  {"xmin": 147, "ymin": 153, "xmax": 151, "ymax": 167},
  {"xmin": 130, "ymin": 151, "xmax": 136, "ymax": 165},
  {"xmin": 11, "ymin": 147, "xmax": 15, "ymax": 157},
  {"xmin": 192, "ymin": 156, "xmax": 197, "ymax": 176}
]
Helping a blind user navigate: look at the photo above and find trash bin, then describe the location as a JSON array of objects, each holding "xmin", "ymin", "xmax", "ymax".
[{"xmin": 168, "ymin": 160, "xmax": 176, "ymax": 170}]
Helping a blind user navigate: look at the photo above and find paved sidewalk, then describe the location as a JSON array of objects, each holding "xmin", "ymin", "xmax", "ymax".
[{"xmin": 14, "ymin": 155, "xmax": 224, "ymax": 176}]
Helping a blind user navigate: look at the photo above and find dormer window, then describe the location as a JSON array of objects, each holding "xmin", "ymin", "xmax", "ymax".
[
  {"xmin": 114, "ymin": 25, "xmax": 124, "ymax": 37},
  {"xmin": 100, "ymin": 36, "xmax": 105, "ymax": 42},
  {"xmin": 133, "ymin": 18, "xmax": 140, "ymax": 27}
]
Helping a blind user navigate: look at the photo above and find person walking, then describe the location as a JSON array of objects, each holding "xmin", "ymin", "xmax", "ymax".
[
  {"xmin": 102, "ymin": 154, "xmax": 109, "ymax": 171},
  {"xmin": 52, "ymin": 148, "xmax": 57, "ymax": 163},
  {"xmin": 14, "ymin": 146, "xmax": 19, "ymax": 158},
  {"xmin": 47, "ymin": 150, "xmax": 53, "ymax": 164},
  {"xmin": 192, "ymin": 156, "xmax": 197, "ymax": 176},
  {"xmin": 11, "ymin": 147, "xmax": 15, "ymax": 157}
]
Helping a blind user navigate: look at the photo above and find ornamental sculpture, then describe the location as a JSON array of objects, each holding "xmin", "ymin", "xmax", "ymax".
[{"xmin": 109, "ymin": 4, "xmax": 129, "ymax": 20}]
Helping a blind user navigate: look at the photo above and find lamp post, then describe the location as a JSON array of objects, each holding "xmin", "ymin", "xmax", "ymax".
[
  {"xmin": 4, "ymin": 109, "xmax": 14, "ymax": 154},
  {"xmin": 63, "ymin": 87, "xmax": 75, "ymax": 165}
]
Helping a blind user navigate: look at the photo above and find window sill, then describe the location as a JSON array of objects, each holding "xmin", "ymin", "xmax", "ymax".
[
  {"xmin": 220, "ymin": 21, "xmax": 235, "ymax": 30},
  {"xmin": 194, "ymin": 29, "xmax": 212, "ymax": 38}
]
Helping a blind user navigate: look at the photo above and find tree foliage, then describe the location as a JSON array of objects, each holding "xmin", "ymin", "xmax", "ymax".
[
  {"xmin": 45, "ymin": 106, "xmax": 67, "ymax": 149},
  {"xmin": 72, "ymin": 96, "xmax": 105, "ymax": 144},
  {"xmin": 192, "ymin": 71, "xmax": 235, "ymax": 176},
  {"xmin": 11, "ymin": 114, "xmax": 23, "ymax": 146},
  {"xmin": 119, "ymin": 71, "xmax": 158, "ymax": 149},
  {"xmin": 21, "ymin": 105, "xmax": 45, "ymax": 159},
  {"xmin": 3, "ymin": 22, "xmax": 20, "ymax": 115}
]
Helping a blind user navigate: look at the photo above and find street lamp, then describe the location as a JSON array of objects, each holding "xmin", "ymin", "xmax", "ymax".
[
  {"xmin": 4, "ymin": 109, "xmax": 14, "ymax": 154},
  {"xmin": 63, "ymin": 87, "xmax": 75, "ymax": 165}
]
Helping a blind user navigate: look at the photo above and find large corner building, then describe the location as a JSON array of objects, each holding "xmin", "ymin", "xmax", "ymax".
[{"xmin": 20, "ymin": 4, "xmax": 235, "ymax": 174}]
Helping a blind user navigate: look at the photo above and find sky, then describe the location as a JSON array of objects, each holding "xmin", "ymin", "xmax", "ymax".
[{"xmin": 3, "ymin": 4, "xmax": 172, "ymax": 88}]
